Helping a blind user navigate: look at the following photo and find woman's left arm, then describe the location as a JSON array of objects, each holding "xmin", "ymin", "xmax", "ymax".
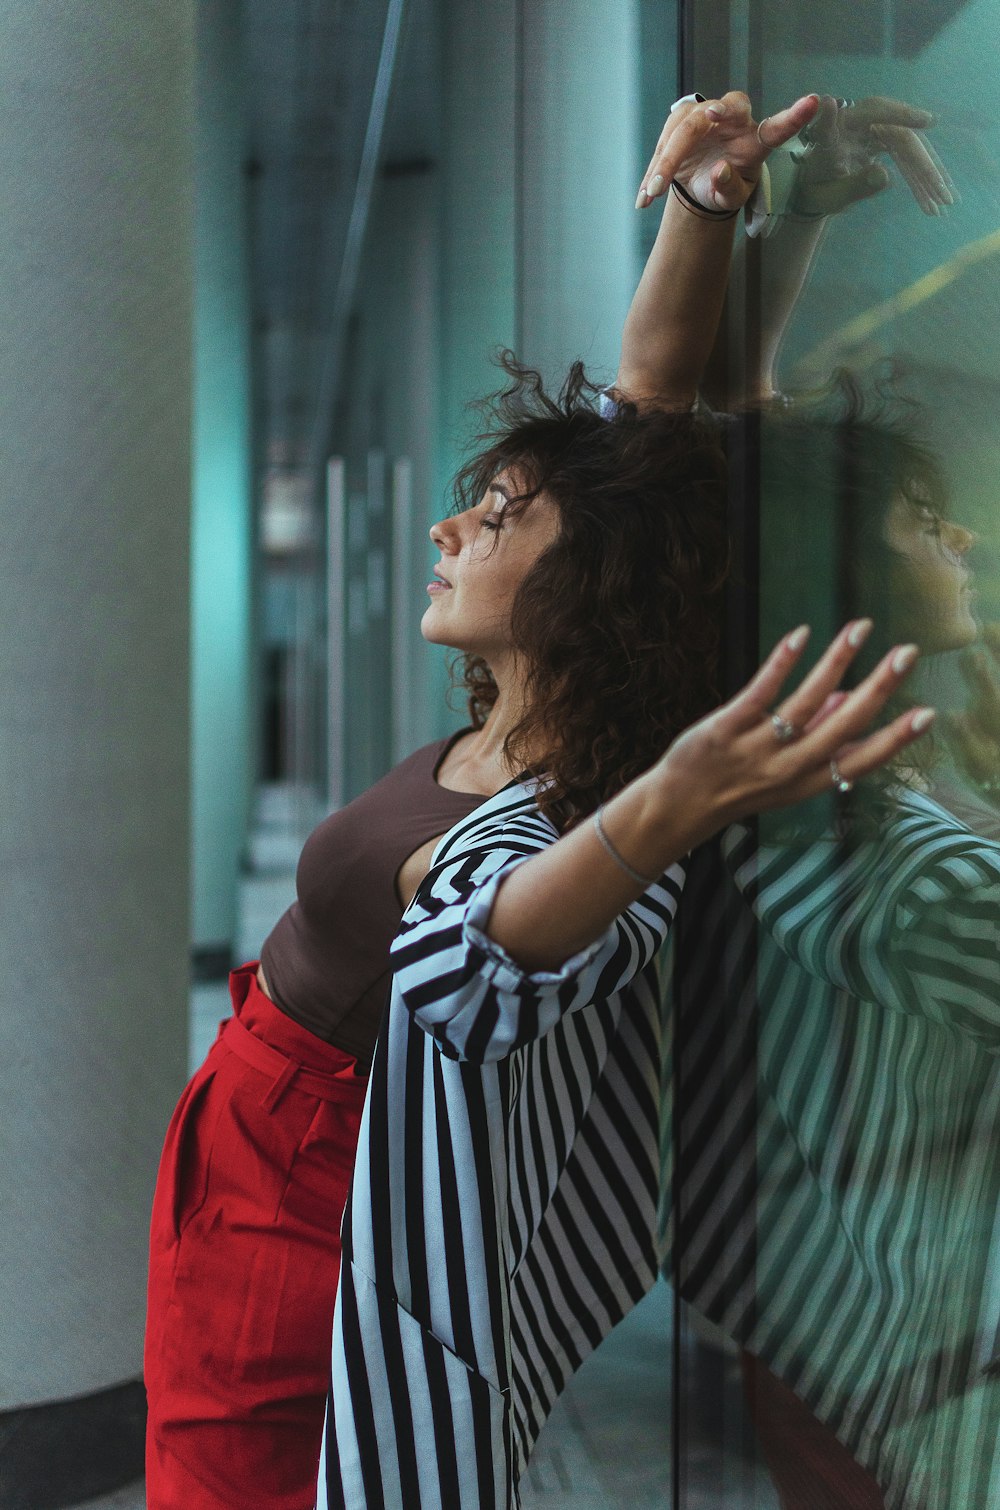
[{"xmin": 614, "ymin": 90, "xmax": 819, "ymax": 408}]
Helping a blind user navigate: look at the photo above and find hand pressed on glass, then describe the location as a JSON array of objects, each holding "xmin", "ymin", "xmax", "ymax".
[
  {"xmin": 635, "ymin": 89, "xmax": 820, "ymax": 213},
  {"xmin": 658, "ymin": 618, "xmax": 933, "ymax": 844}
]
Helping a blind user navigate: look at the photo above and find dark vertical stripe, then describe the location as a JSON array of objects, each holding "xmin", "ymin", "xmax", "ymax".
[
  {"xmin": 376, "ymin": 1286, "xmax": 423, "ymax": 1504},
  {"xmin": 335, "ymin": 1274, "xmax": 384, "ymax": 1508},
  {"xmin": 366, "ymin": 1035, "xmax": 395, "ymax": 1293},
  {"xmin": 433, "ymin": 1053, "xmax": 476, "ymax": 1362},
  {"xmin": 404, "ymin": 1024, "xmax": 431, "ymax": 1317},
  {"xmin": 420, "ymin": 1331, "xmax": 462, "ymax": 1508},
  {"xmin": 464, "ymin": 1060, "xmax": 512, "ymax": 1387}
]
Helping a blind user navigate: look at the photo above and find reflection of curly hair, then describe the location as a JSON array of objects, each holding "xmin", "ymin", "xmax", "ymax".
[{"xmin": 450, "ymin": 353, "xmax": 729, "ymax": 829}]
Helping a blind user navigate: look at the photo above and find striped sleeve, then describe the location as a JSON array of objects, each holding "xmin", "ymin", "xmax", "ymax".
[
  {"xmin": 389, "ymin": 826, "xmax": 683, "ymax": 1065},
  {"xmin": 725, "ymin": 812, "xmax": 1000, "ymax": 1049}
]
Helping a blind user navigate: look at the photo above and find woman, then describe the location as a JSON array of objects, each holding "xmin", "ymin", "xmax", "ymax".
[
  {"xmin": 665, "ymin": 103, "xmax": 1000, "ymax": 1510},
  {"xmin": 314, "ymin": 97, "xmax": 937, "ymax": 1510},
  {"xmin": 145, "ymin": 91, "xmax": 929, "ymax": 1509}
]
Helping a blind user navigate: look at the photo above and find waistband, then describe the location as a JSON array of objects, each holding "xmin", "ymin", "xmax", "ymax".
[{"xmin": 218, "ymin": 1013, "xmax": 368, "ymax": 1111}]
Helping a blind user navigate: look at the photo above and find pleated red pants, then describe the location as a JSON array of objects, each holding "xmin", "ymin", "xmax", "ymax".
[
  {"xmin": 741, "ymin": 1352, "xmax": 887, "ymax": 1508},
  {"xmin": 144, "ymin": 962, "xmax": 368, "ymax": 1510}
]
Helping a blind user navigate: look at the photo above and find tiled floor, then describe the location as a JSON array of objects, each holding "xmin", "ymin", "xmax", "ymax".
[{"xmin": 67, "ymin": 789, "xmax": 776, "ymax": 1509}]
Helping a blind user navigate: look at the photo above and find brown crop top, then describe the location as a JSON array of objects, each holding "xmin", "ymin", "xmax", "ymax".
[{"xmin": 259, "ymin": 732, "xmax": 485, "ymax": 1066}]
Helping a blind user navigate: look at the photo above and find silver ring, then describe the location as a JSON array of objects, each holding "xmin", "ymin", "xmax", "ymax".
[
  {"xmin": 830, "ymin": 758, "xmax": 854, "ymax": 794},
  {"xmin": 756, "ymin": 117, "xmax": 770, "ymax": 147},
  {"xmin": 771, "ymin": 711, "xmax": 798, "ymax": 744}
]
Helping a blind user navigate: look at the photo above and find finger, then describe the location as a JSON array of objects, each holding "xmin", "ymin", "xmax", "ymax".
[
  {"xmin": 701, "ymin": 157, "xmax": 750, "ymax": 211},
  {"xmin": 757, "ymin": 93, "xmax": 821, "ymax": 151},
  {"xmin": 883, "ymin": 128, "xmax": 955, "ymax": 202},
  {"xmin": 799, "ymin": 706, "xmax": 936, "ymax": 796},
  {"xmin": 807, "ymin": 93, "xmax": 840, "ymax": 151},
  {"xmin": 637, "ymin": 95, "xmax": 754, "ymax": 206},
  {"xmin": 802, "ymin": 691, "xmax": 849, "ymax": 733},
  {"xmin": 716, "ymin": 625, "xmax": 812, "ymax": 736},
  {"xmin": 792, "ymin": 641, "xmax": 922, "ymax": 764},
  {"xmin": 636, "ymin": 104, "xmax": 722, "ymax": 203},
  {"xmin": 773, "ymin": 618, "xmax": 875, "ymax": 733},
  {"xmin": 846, "ymin": 96, "xmax": 936, "ymax": 131},
  {"xmin": 872, "ymin": 126, "xmax": 954, "ymax": 212}
]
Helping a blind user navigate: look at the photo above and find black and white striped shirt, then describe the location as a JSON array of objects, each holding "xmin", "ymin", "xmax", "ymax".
[
  {"xmin": 669, "ymin": 790, "xmax": 1000, "ymax": 1509},
  {"xmin": 318, "ymin": 780, "xmax": 684, "ymax": 1509}
]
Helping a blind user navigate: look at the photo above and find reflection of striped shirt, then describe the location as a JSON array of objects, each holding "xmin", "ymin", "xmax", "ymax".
[
  {"xmin": 318, "ymin": 781, "xmax": 684, "ymax": 1509},
  {"xmin": 669, "ymin": 791, "xmax": 1000, "ymax": 1510}
]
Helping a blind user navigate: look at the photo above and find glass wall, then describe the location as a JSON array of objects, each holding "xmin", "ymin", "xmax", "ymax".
[{"xmin": 669, "ymin": 1, "xmax": 1000, "ymax": 1505}]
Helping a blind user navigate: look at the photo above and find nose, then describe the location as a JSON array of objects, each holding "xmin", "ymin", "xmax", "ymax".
[
  {"xmin": 943, "ymin": 520, "xmax": 977, "ymax": 555},
  {"xmin": 429, "ymin": 514, "xmax": 461, "ymax": 553}
]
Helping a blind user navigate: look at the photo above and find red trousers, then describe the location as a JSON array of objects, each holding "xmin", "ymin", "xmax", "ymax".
[
  {"xmin": 741, "ymin": 1352, "xmax": 887, "ymax": 1508},
  {"xmin": 144, "ymin": 963, "xmax": 368, "ymax": 1510}
]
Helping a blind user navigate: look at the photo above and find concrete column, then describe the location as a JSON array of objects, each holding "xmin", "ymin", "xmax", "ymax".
[
  {"xmin": 0, "ymin": 1, "xmax": 195, "ymax": 1502},
  {"xmin": 191, "ymin": 0, "xmax": 253, "ymax": 971},
  {"xmin": 520, "ymin": 0, "xmax": 642, "ymax": 388},
  {"xmin": 432, "ymin": 0, "xmax": 519, "ymax": 736}
]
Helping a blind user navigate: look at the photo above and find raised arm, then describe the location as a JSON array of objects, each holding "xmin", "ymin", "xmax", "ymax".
[
  {"xmin": 614, "ymin": 90, "xmax": 820, "ymax": 408},
  {"xmin": 703, "ymin": 93, "xmax": 949, "ymax": 408}
]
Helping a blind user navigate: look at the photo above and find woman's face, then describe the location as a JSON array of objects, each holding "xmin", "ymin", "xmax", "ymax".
[
  {"xmin": 885, "ymin": 492, "xmax": 978, "ymax": 653},
  {"xmin": 421, "ymin": 470, "xmax": 560, "ymax": 666}
]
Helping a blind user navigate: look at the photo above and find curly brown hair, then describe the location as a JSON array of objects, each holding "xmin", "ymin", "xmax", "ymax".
[{"xmin": 450, "ymin": 354, "xmax": 729, "ymax": 829}]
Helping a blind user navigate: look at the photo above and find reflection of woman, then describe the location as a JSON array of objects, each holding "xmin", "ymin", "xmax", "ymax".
[
  {"xmin": 148, "ymin": 90, "xmax": 869, "ymax": 1510},
  {"xmin": 668, "ymin": 123, "xmax": 1000, "ymax": 1509}
]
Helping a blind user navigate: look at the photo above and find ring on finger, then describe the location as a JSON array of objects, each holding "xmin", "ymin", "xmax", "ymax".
[
  {"xmin": 770, "ymin": 711, "xmax": 798, "ymax": 744},
  {"xmin": 830, "ymin": 757, "xmax": 854, "ymax": 794},
  {"xmin": 756, "ymin": 117, "xmax": 770, "ymax": 146}
]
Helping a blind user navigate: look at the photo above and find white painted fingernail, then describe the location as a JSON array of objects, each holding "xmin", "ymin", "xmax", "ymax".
[
  {"xmin": 892, "ymin": 644, "xmax": 919, "ymax": 675},
  {"xmin": 786, "ymin": 625, "xmax": 811, "ymax": 653},
  {"xmin": 635, "ymin": 188, "xmax": 649, "ymax": 209},
  {"xmin": 647, "ymin": 174, "xmax": 665, "ymax": 198},
  {"xmin": 848, "ymin": 618, "xmax": 873, "ymax": 648},
  {"xmin": 911, "ymin": 707, "xmax": 936, "ymax": 732}
]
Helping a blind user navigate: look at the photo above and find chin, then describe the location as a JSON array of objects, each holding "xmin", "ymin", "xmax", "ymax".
[{"xmin": 925, "ymin": 609, "xmax": 980, "ymax": 655}]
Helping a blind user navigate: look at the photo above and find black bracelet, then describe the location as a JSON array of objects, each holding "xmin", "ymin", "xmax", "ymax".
[{"xmin": 670, "ymin": 178, "xmax": 740, "ymax": 221}]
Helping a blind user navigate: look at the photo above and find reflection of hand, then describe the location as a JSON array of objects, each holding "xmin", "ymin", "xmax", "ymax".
[
  {"xmin": 656, "ymin": 621, "xmax": 933, "ymax": 843},
  {"xmin": 944, "ymin": 626, "xmax": 1000, "ymax": 801},
  {"xmin": 636, "ymin": 90, "xmax": 820, "ymax": 213},
  {"xmin": 790, "ymin": 94, "xmax": 955, "ymax": 218}
]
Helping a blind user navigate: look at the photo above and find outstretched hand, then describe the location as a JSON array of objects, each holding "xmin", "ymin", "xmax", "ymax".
[
  {"xmin": 636, "ymin": 90, "xmax": 820, "ymax": 213},
  {"xmin": 657, "ymin": 619, "xmax": 935, "ymax": 844},
  {"xmin": 789, "ymin": 94, "xmax": 954, "ymax": 218}
]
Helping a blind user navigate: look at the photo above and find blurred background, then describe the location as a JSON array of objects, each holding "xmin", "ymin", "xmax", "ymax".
[{"xmin": 2, "ymin": 0, "xmax": 997, "ymax": 1506}]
